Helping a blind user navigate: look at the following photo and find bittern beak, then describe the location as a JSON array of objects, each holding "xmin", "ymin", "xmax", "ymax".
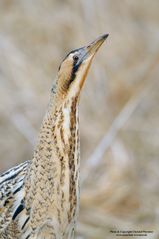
[
  {"xmin": 79, "ymin": 34, "xmax": 109, "ymax": 64},
  {"xmin": 86, "ymin": 34, "xmax": 109, "ymax": 57},
  {"xmin": 55, "ymin": 34, "xmax": 109, "ymax": 98},
  {"xmin": 69, "ymin": 34, "xmax": 108, "ymax": 91}
]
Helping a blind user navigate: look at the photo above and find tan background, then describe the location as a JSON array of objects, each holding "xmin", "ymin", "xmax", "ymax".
[{"xmin": 0, "ymin": 0, "xmax": 159, "ymax": 238}]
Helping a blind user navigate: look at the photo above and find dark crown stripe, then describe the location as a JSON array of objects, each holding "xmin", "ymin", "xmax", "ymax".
[{"xmin": 59, "ymin": 47, "xmax": 83, "ymax": 71}]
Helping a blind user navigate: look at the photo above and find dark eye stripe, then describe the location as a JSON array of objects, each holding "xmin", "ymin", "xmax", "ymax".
[
  {"xmin": 69, "ymin": 60, "xmax": 81, "ymax": 84},
  {"xmin": 69, "ymin": 47, "xmax": 83, "ymax": 56}
]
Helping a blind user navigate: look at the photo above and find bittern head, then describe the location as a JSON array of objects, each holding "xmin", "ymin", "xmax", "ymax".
[{"xmin": 55, "ymin": 34, "xmax": 108, "ymax": 100}]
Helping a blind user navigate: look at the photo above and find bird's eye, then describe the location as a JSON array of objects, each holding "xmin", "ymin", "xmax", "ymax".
[{"xmin": 73, "ymin": 55, "xmax": 79, "ymax": 62}]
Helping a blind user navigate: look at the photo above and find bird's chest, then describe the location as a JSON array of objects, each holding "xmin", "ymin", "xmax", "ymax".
[
  {"xmin": 33, "ymin": 156, "xmax": 80, "ymax": 239},
  {"xmin": 47, "ymin": 104, "xmax": 80, "ymax": 234},
  {"xmin": 23, "ymin": 154, "xmax": 79, "ymax": 239}
]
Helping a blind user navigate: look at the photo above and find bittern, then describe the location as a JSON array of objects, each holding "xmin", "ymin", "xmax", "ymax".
[{"xmin": 0, "ymin": 34, "xmax": 108, "ymax": 239}]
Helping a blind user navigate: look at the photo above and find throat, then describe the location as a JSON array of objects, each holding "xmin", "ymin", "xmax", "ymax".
[{"xmin": 24, "ymin": 96, "xmax": 80, "ymax": 227}]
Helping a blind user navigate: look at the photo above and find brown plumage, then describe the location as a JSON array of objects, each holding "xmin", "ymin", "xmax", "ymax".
[{"xmin": 0, "ymin": 34, "xmax": 108, "ymax": 239}]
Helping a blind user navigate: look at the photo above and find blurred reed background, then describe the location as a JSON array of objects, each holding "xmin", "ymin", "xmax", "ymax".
[{"xmin": 0, "ymin": 0, "xmax": 159, "ymax": 238}]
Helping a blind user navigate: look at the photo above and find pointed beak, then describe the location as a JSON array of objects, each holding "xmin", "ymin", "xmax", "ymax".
[
  {"xmin": 85, "ymin": 34, "xmax": 109, "ymax": 58},
  {"xmin": 75, "ymin": 34, "xmax": 109, "ymax": 67},
  {"xmin": 78, "ymin": 34, "xmax": 108, "ymax": 65},
  {"xmin": 75, "ymin": 34, "xmax": 108, "ymax": 90}
]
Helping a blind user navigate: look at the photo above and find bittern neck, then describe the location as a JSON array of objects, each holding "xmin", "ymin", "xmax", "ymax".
[
  {"xmin": 48, "ymin": 71, "xmax": 82, "ymax": 112},
  {"xmin": 37, "ymin": 92, "xmax": 80, "ymax": 164},
  {"xmin": 25, "ymin": 93, "xmax": 80, "ymax": 225}
]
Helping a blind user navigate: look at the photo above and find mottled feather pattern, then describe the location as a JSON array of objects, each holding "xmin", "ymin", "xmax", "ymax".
[
  {"xmin": 22, "ymin": 98, "xmax": 80, "ymax": 239},
  {"xmin": 0, "ymin": 98, "xmax": 80, "ymax": 238},
  {"xmin": 0, "ymin": 161, "xmax": 30, "ymax": 236},
  {"xmin": 0, "ymin": 35, "xmax": 107, "ymax": 238}
]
